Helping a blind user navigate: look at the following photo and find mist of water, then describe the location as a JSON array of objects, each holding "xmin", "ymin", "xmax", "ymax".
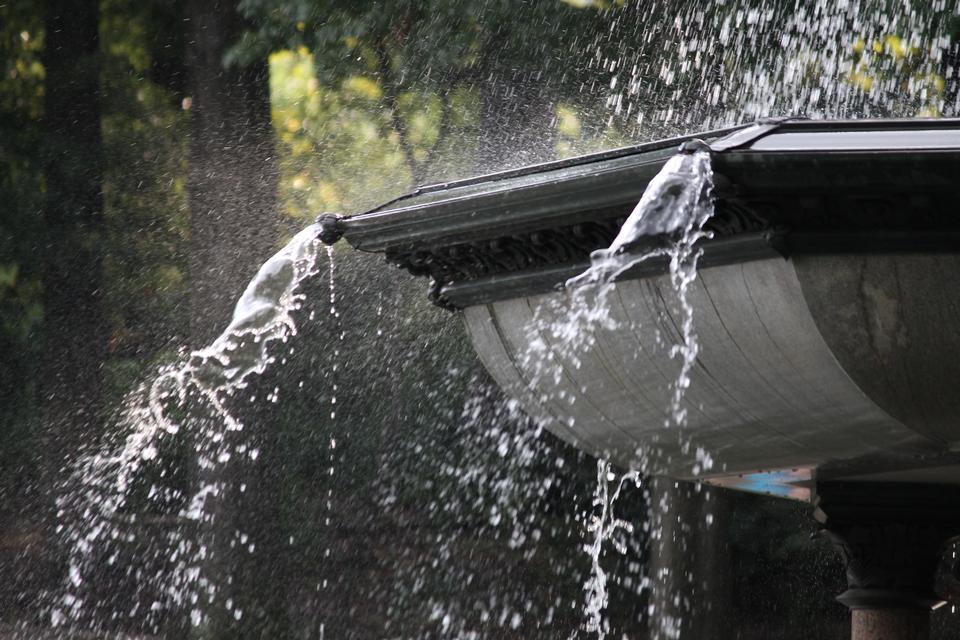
[{"xmin": 595, "ymin": 0, "xmax": 960, "ymax": 141}]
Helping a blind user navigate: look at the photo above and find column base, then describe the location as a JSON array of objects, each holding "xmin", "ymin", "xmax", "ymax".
[
  {"xmin": 851, "ymin": 609, "xmax": 929, "ymax": 640},
  {"xmin": 837, "ymin": 588, "xmax": 946, "ymax": 611}
]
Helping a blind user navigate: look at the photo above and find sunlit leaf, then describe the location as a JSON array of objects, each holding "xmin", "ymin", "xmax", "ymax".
[{"xmin": 342, "ymin": 75, "xmax": 382, "ymax": 100}]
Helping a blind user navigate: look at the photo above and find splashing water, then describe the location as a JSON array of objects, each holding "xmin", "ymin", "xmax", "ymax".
[
  {"xmin": 47, "ymin": 141, "xmax": 715, "ymax": 637},
  {"xmin": 582, "ymin": 460, "xmax": 641, "ymax": 640},
  {"xmin": 523, "ymin": 148, "xmax": 713, "ymax": 391},
  {"xmin": 160, "ymin": 222, "xmax": 325, "ymax": 408},
  {"xmin": 528, "ymin": 148, "xmax": 714, "ymax": 637},
  {"xmin": 569, "ymin": 148, "xmax": 713, "ymax": 290},
  {"xmin": 568, "ymin": 146, "xmax": 714, "ymax": 440},
  {"xmin": 597, "ymin": 1, "xmax": 960, "ymax": 139},
  {"xmin": 52, "ymin": 223, "xmax": 326, "ymax": 631}
]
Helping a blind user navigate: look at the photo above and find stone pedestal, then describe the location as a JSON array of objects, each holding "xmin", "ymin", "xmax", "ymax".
[
  {"xmin": 646, "ymin": 479, "xmax": 733, "ymax": 640},
  {"xmin": 851, "ymin": 610, "xmax": 929, "ymax": 640},
  {"xmin": 815, "ymin": 482, "xmax": 960, "ymax": 640}
]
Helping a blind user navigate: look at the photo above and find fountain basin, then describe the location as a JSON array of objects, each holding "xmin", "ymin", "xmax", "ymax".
[{"xmin": 331, "ymin": 118, "xmax": 960, "ymax": 499}]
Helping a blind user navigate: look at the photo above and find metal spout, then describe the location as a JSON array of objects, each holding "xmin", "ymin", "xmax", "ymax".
[
  {"xmin": 678, "ymin": 138, "xmax": 711, "ymax": 155},
  {"xmin": 316, "ymin": 213, "xmax": 344, "ymax": 245}
]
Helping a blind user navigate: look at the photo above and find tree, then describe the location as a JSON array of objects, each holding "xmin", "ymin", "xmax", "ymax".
[{"xmin": 0, "ymin": 0, "xmax": 47, "ymax": 622}]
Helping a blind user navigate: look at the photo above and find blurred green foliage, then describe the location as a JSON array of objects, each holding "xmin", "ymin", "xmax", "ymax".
[
  {"xmin": 0, "ymin": 1, "xmax": 46, "ymax": 486},
  {"xmin": 99, "ymin": 0, "xmax": 190, "ymax": 375},
  {"xmin": 270, "ymin": 47, "xmax": 498, "ymax": 216},
  {"xmin": 847, "ymin": 33, "xmax": 949, "ymax": 116},
  {"xmin": 0, "ymin": 2, "xmax": 45, "ymax": 349},
  {"xmin": 241, "ymin": 0, "xmax": 629, "ymax": 187}
]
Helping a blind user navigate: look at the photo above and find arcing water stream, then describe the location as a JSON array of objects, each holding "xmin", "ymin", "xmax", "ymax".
[
  {"xmin": 51, "ymin": 223, "xmax": 325, "ymax": 631},
  {"xmin": 564, "ymin": 144, "xmax": 714, "ymax": 432},
  {"xmin": 538, "ymin": 146, "xmax": 716, "ymax": 639}
]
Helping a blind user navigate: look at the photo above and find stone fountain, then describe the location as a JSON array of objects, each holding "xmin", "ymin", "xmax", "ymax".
[{"xmin": 319, "ymin": 117, "xmax": 960, "ymax": 639}]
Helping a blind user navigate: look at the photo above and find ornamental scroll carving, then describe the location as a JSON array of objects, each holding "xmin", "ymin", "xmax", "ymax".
[{"xmin": 382, "ymin": 200, "xmax": 772, "ymax": 307}]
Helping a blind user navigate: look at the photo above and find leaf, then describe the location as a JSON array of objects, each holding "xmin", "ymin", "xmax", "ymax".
[
  {"xmin": 0, "ymin": 264, "xmax": 19, "ymax": 288},
  {"xmin": 342, "ymin": 75, "xmax": 383, "ymax": 100}
]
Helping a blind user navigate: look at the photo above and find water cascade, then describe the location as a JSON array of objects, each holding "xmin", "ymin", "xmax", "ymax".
[
  {"xmin": 51, "ymin": 223, "xmax": 327, "ymax": 631},
  {"xmin": 562, "ymin": 142, "xmax": 714, "ymax": 431},
  {"xmin": 583, "ymin": 461, "xmax": 641, "ymax": 640},
  {"xmin": 6, "ymin": 1, "xmax": 960, "ymax": 638},
  {"xmin": 20, "ymin": 119, "xmax": 960, "ymax": 640},
  {"xmin": 552, "ymin": 144, "xmax": 716, "ymax": 638}
]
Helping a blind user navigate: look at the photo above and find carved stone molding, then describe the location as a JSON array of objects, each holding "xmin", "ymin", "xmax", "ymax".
[
  {"xmin": 379, "ymin": 200, "xmax": 773, "ymax": 309},
  {"xmin": 326, "ymin": 120, "xmax": 960, "ymax": 310},
  {"xmin": 384, "ymin": 216, "xmax": 621, "ymax": 285}
]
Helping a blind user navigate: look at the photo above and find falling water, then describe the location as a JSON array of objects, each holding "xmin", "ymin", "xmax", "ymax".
[
  {"xmin": 51, "ymin": 223, "xmax": 326, "ymax": 631},
  {"xmin": 596, "ymin": 1, "xmax": 960, "ymax": 139},
  {"xmin": 524, "ymin": 146, "xmax": 713, "ymax": 387},
  {"xmin": 321, "ymin": 243, "xmax": 339, "ymax": 629},
  {"xmin": 529, "ymin": 146, "xmax": 715, "ymax": 638},
  {"xmin": 3, "ymin": 1, "xmax": 958, "ymax": 637},
  {"xmin": 583, "ymin": 460, "xmax": 641, "ymax": 640}
]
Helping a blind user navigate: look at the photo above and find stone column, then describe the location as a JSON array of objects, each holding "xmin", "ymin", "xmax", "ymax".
[
  {"xmin": 815, "ymin": 482, "xmax": 960, "ymax": 640},
  {"xmin": 850, "ymin": 610, "xmax": 929, "ymax": 640},
  {"xmin": 646, "ymin": 477, "xmax": 733, "ymax": 640}
]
